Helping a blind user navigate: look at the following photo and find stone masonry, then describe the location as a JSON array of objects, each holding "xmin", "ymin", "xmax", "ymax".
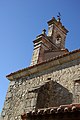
[
  {"xmin": 1, "ymin": 49, "xmax": 80, "ymax": 120},
  {"xmin": 1, "ymin": 17, "xmax": 80, "ymax": 120}
]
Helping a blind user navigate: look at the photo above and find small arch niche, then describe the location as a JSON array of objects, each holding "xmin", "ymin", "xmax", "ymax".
[{"xmin": 74, "ymin": 80, "xmax": 80, "ymax": 103}]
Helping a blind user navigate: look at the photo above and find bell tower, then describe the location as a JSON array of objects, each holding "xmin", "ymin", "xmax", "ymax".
[
  {"xmin": 31, "ymin": 16, "xmax": 69, "ymax": 66},
  {"xmin": 47, "ymin": 16, "xmax": 68, "ymax": 50}
]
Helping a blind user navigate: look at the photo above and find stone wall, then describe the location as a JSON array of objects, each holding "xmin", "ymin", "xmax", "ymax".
[{"xmin": 1, "ymin": 57, "xmax": 80, "ymax": 120}]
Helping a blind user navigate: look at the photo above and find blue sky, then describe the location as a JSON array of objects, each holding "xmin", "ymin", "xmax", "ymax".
[{"xmin": 0, "ymin": 0, "xmax": 80, "ymax": 112}]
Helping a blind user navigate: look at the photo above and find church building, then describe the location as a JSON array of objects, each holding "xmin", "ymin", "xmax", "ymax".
[{"xmin": 1, "ymin": 16, "xmax": 80, "ymax": 120}]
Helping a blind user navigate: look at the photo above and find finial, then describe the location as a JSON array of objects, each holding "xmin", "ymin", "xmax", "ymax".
[
  {"xmin": 57, "ymin": 12, "xmax": 61, "ymax": 22},
  {"xmin": 42, "ymin": 29, "xmax": 46, "ymax": 35}
]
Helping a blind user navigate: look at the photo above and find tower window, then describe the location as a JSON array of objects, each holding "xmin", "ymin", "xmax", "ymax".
[{"xmin": 56, "ymin": 35, "xmax": 62, "ymax": 44}]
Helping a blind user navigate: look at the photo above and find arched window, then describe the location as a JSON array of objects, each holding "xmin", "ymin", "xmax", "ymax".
[{"xmin": 56, "ymin": 34, "xmax": 62, "ymax": 44}]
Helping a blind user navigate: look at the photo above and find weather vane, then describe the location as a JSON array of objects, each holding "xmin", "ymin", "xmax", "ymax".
[{"xmin": 57, "ymin": 12, "xmax": 61, "ymax": 21}]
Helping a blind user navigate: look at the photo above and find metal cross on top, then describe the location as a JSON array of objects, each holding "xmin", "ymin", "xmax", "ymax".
[{"xmin": 57, "ymin": 12, "xmax": 61, "ymax": 22}]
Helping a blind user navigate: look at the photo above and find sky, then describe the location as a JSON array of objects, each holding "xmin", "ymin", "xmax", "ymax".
[{"xmin": 0, "ymin": 0, "xmax": 80, "ymax": 113}]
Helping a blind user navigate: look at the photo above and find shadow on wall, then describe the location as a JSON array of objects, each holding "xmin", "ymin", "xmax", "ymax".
[
  {"xmin": 35, "ymin": 80, "xmax": 73, "ymax": 109},
  {"xmin": 0, "ymin": 116, "xmax": 3, "ymax": 120}
]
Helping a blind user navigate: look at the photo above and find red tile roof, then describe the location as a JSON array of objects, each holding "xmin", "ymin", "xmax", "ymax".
[{"xmin": 21, "ymin": 103, "xmax": 80, "ymax": 119}]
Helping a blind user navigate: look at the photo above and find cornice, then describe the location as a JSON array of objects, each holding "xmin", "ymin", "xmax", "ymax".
[{"xmin": 6, "ymin": 49, "xmax": 80, "ymax": 81}]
